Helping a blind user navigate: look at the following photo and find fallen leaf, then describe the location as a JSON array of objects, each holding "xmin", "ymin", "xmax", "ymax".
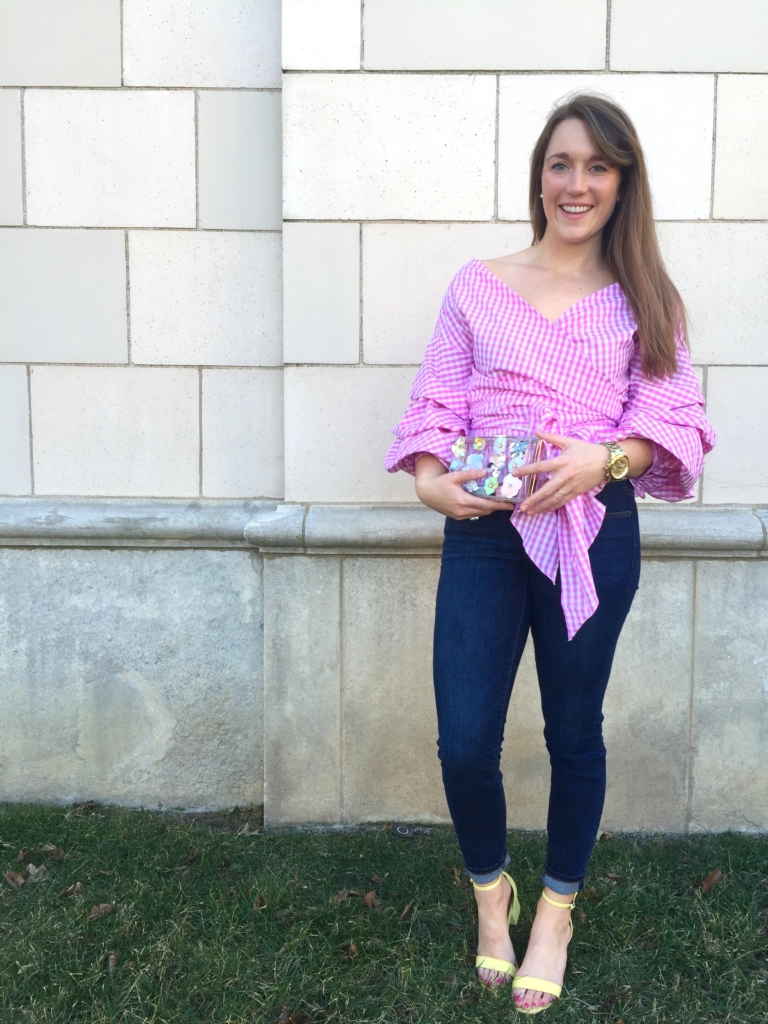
[
  {"xmin": 18, "ymin": 848, "xmax": 43, "ymax": 864},
  {"xmin": 451, "ymin": 867, "xmax": 463, "ymax": 887},
  {"xmin": 220, "ymin": 858, "xmax": 231, "ymax": 868},
  {"xmin": 305, "ymin": 1003, "xmax": 330, "ymax": 1019},
  {"xmin": 186, "ymin": 846, "xmax": 199, "ymax": 863},
  {"xmin": 605, "ymin": 872, "xmax": 626, "ymax": 882},
  {"xmin": 399, "ymin": 900, "xmax": 414, "ymax": 921},
  {"xmin": 120, "ymin": 830, "xmax": 128, "ymax": 840},
  {"xmin": 276, "ymin": 1010, "xmax": 312, "ymax": 1024},
  {"xmin": 759, "ymin": 878, "xmax": 768, "ymax": 889},
  {"xmin": 61, "ymin": 882, "xmax": 86, "ymax": 898},
  {"xmin": 370, "ymin": 873, "xmax": 381, "ymax": 883},
  {"xmin": 331, "ymin": 888, "xmax": 360, "ymax": 905},
  {"xmin": 277, "ymin": 941, "xmax": 291, "ymax": 954},
  {"xmin": 253, "ymin": 896, "xmax": 263, "ymax": 911},
  {"xmin": 4, "ymin": 870, "xmax": 25, "ymax": 889},
  {"xmin": 384, "ymin": 822, "xmax": 392, "ymax": 831},
  {"xmin": 578, "ymin": 909, "xmax": 588, "ymax": 926},
  {"xmin": 89, "ymin": 902, "xmax": 115, "ymax": 920},
  {"xmin": 364, "ymin": 890, "xmax": 378, "ymax": 908},
  {"xmin": 598, "ymin": 830, "xmax": 613, "ymax": 842},
  {"xmin": 702, "ymin": 868, "xmax": 724, "ymax": 893},
  {"xmin": 73, "ymin": 800, "xmax": 98, "ymax": 815},
  {"xmin": 340, "ymin": 941, "xmax": 359, "ymax": 960},
  {"xmin": 108, "ymin": 951, "xmax": 118, "ymax": 972},
  {"xmin": 443, "ymin": 972, "xmax": 458, "ymax": 988},
  {"xmin": 26, "ymin": 863, "xmax": 50, "ymax": 883},
  {"xmin": 582, "ymin": 886, "xmax": 601, "ymax": 904}
]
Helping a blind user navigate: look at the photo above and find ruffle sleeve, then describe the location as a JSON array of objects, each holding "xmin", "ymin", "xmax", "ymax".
[
  {"xmin": 384, "ymin": 271, "xmax": 474, "ymax": 475},
  {"xmin": 608, "ymin": 334, "xmax": 716, "ymax": 501}
]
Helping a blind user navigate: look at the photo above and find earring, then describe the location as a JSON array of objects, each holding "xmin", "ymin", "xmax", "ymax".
[{"xmin": 540, "ymin": 193, "xmax": 543, "ymax": 198}]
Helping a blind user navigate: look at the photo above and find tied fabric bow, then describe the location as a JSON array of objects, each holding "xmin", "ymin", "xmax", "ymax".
[{"xmin": 511, "ymin": 408, "xmax": 607, "ymax": 639}]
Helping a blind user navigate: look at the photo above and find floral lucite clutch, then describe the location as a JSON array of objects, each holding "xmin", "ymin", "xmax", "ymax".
[{"xmin": 448, "ymin": 435, "xmax": 544, "ymax": 503}]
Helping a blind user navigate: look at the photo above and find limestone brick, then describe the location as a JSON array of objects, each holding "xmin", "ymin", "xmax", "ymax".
[
  {"xmin": 0, "ymin": 0, "xmax": 120, "ymax": 86},
  {"xmin": 611, "ymin": 0, "xmax": 768, "ymax": 72},
  {"xmin": 364, "ymin": 0, "xmax": 607, "ymax": 71},
  {"xmin": 0, "ymin": 90, "xmax": 22, "ymax": 225},
  {"xmin": 198, "ymin": 91, "xmax": 282, "ymax": 231},
  {"xmin": 713, "ymin": 75, "xmax": 768, "ymax": 219},
  {"xmin": 30, "ymin": 367, "xmax": 199, "ymax": 497},
  {"xmin": 283, "ymin": 73, "xmax": 496, "ymax": 220},
  {"xmin": 129, "ymin": 231, "xmax": 281, "ymax": 367},
  {"xmin": 0, "ymin": 229, "xmax": 127, "ymax": 363},
  {"xmin": 283, "ymin": 0, "xmax": 360, "ymax": 70},
  {"xmin": 658, "ymin": 222, "xmax": 768, "ymax": 365},
  {"xmin": 25, "ymin": 90, "xmax": 195, "ymax": 227},
  {"xmin": 283, "ymin": 366, "xmax": 416, "ymax": 502},
  {"xmin": 703, "ymin": 367, "xmax": 768, "ymax": 505},
  {"xmin": 202, "ymin": 369, "xmax": 284, "ymax": 498},
  {"xmin": 123, "ymin": 0, "xmax": 281, "ymax": 87},
  {"xmin": 284, "ymin": 222, "xmax": 360, "ymax": 364},
  {"xmin": 0, "ymin": 365, "xmax": 30, "ymax": 495}
]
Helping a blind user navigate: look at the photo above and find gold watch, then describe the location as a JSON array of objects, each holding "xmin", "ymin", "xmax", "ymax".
[{"xmin": 602, "ymin": 442, "xmax": 630, "ymax": 481}]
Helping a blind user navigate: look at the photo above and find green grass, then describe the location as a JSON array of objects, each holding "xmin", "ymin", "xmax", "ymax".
[{"xmin": 0, "ymin": 804, "xmax": 766, "ymax": 1024}]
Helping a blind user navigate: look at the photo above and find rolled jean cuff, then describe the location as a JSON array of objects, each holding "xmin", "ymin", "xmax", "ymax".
[
  {"xmin": 468, "ymin": 852, "xmax": 511, "ymax": 886},
  {"xmin": 542, "ymin": 872, "xmax": 581, "ymax": 895}
]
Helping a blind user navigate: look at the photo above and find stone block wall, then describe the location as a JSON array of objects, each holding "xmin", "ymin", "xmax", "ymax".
[
  {"xmin": 1, "ymin": 2, "xmax": 767, "ymax": 829},
  {"xmin": 0, "ymin": 0, "xmax": 283, "ymax": 501}
]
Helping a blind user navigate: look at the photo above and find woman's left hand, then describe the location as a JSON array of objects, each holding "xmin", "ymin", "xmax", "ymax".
[{"xmin": 513, "ymin": 430, "xmax": 607, "ymax": 515}]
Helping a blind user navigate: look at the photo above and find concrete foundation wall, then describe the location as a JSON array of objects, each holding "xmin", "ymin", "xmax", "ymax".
[{"xmin": 0, "ymin": 500, "xmax": 766, "ymax": 835}]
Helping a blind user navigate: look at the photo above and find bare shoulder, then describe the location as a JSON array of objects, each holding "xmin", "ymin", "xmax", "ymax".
[
  {"xmin": 480, "ymin": 247, "xmax": 538, "ymax": 272},
  {"xmin": 479, "ymin": 247, "xmax": 546, "ymax": 293}
]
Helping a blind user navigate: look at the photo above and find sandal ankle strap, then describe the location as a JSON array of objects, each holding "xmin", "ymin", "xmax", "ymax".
[
  {"xmin": 541, "ymin": 889, "xmax": 576, "ymax": 910},
  {"xmin": 472, "ymin": 874, "xmax": 503, "ymax": 891}
]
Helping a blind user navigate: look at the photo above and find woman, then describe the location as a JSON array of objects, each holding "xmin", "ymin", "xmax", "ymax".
[{"xmin": 384, "ymin": 94, "xmax": 715, "ymax": 1015}]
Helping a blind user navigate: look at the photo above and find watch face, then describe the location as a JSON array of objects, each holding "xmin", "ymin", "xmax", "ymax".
[{"xmin": 610, "ymin": 455, "xmax": 630, "ymax": 479}]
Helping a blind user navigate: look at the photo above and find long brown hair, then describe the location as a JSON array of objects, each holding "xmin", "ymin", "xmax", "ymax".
[{"xmin": 529, "ymin": 93, "xmax": 684, "ymax": 379}]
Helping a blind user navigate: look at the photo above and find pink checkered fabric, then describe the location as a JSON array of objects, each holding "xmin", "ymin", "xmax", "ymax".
[{"xmin": 384, "ymin": 259, "xmax": 716, "ymax": 639}]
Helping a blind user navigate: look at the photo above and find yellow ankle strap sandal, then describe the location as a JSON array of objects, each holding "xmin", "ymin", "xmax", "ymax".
[
  {"xmin": 512, "ymin": 890, "xmax": 577, "ymax": 1015},
  {"xmin": 472, "ymin": 870, "xmax": 521, "ymax": 986}
]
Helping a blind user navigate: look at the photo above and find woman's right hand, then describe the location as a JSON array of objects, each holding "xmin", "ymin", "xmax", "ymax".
[{"xmin": 414, "ymin": 454, "xmax": 510, "ymax": 520}]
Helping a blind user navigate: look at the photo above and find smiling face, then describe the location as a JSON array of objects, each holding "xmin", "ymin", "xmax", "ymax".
[{"xmin": 540, "ymin": 117, "xmax": 622, "ymax": 246}]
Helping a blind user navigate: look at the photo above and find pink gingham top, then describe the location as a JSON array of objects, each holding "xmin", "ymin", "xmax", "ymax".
[{"xmin": 384, "ymin": 259, "xmax": 715, "ymax": 639}]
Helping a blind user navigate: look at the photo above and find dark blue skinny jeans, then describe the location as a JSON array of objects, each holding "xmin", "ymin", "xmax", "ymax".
[{"xmin": 433, "ymin": 479, "xmax": 641, "ymax": 894}]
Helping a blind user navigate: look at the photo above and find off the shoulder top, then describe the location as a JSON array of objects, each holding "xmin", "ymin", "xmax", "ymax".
[{"xmin": 385, "ymin": 259, "xmax": 716, "ymax": 639}]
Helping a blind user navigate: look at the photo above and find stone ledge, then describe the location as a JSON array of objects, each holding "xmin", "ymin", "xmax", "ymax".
[
  {"xmin": 0, "ymin": 499, "xmax": 764, "ymax": 555},
  {"xmin": 0, "ymin": 498, "xmax": 276, "ymax": 547}
]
